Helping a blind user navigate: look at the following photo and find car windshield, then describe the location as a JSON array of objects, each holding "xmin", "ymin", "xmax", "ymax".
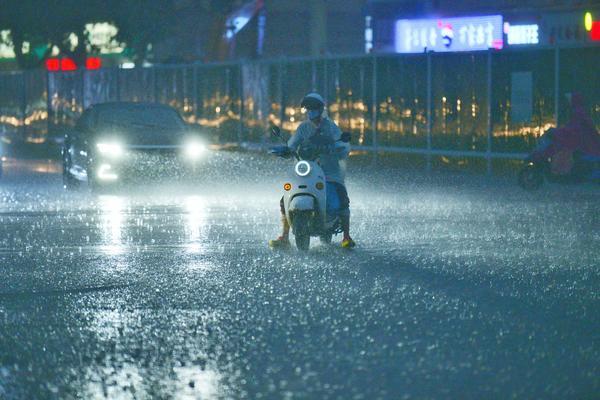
[{"xmin": 95, "ymin": 105, "xmax": 186, "ymax": 143}]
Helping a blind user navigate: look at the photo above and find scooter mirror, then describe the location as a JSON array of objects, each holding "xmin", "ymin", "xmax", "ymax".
[
  {"xmin": 271, "ymin": 125, "xmax": 281, "ymax": 137},
  {"xmin": 341, "ymin": 132, "xmax": 351, "ymax": 143}
]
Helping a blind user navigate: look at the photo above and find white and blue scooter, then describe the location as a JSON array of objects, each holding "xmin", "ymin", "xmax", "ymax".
[{"xmin": 270, "ymin": 126, "xmax": 350, "ymax": 250}]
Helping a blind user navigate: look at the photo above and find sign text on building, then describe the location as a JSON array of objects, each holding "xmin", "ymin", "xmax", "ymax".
[
  {"xmin": 395, "ymin": 15, "xmax": 504, "ymax": 53},
  {"xmin": 505, "ymin": 23, "xmax": 540, "ymax": 45}
]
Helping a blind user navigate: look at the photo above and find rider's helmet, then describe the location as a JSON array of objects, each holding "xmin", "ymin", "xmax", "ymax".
[{"xmin": 301, "ymin": 92, "xmax": 325, "ymax": 121}]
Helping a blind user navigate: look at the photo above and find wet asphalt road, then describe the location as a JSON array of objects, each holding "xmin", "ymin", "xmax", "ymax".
[{"xmin": 0, "ymin": 151, "xmax": 598, "ymax": 399}]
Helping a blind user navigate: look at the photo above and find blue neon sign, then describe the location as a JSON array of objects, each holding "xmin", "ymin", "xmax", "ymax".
[{"xmin": 395, "ymin": 15, "xmax": 504, "ymax": 53}]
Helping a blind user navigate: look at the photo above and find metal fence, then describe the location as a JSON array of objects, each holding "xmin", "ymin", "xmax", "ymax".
[{"xmin": 1, "ymin": 46, "xmax": 598, "ymax": 170}]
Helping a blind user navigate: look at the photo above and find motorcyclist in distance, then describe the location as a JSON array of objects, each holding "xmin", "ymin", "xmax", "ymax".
[
  {"xmin": 534, "ymin": 92, "xmax": 600, "ymax": 174},
  {"xmin": 269, "ymin": 92, "xmax": 356, "ymax": 249}
]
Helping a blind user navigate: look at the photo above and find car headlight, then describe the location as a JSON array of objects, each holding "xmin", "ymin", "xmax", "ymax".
[
  {"xmin": 96, "ymin": 142, "xmax": 124, "ymax": 157},
  {"xmin": 295, "ymin": 160, "xmax": 311, "ymax": 176},
  {"xmin": 185, "ymin": 141, "xmax": 206, "ymax": 159},
  {"xmin": 97, "ymin": 164, "xmax": 118, "ymax": 181}
]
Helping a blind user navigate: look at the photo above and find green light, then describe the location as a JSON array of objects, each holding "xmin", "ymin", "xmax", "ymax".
[{"xmin": 585, "ymin": 12, "xmax": 593, "ymax": 32}]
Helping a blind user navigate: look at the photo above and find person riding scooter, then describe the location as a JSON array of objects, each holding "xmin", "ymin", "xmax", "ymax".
[
  {"xmin": 518, "ymin": 93, "xmax": 600, "ymax": 189},
  {"xmin": 269, "ymin": 92, "xmax": 356, "ymax": 249},
  {"xmin": 533, "ymin": 92, "xmax": 600, "ymax": 174}
]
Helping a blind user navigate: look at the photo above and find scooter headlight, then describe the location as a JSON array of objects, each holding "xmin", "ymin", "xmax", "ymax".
[{"xmin": 295, "ymin": 161, "xmax": 311, "ymax": 177}]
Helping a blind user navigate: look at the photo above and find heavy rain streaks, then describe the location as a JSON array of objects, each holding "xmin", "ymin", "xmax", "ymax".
[{"xmin": 0, "ymin": 151, "xmax": 599, "ymax": 399}]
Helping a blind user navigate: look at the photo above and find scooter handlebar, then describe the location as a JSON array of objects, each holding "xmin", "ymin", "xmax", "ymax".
[{"xmin": 269, "ymin": 145, "xmax": 293, "ymax": 159}]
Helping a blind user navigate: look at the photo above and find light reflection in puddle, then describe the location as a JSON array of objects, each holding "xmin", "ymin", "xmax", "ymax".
[
  {"xmin": 83, "ymin": 364, "xmax": 224, "ymax": 400},
  {"xmin": 173, "ymin": 366, "xmax": 220, "ymax": 400},
  {"xmin": 183, "ymin": 195, "xmax": 216, "ymax": 274},
  {"xmin": 99, "ymin": 195, "xmax": 126, "ymax": 256},
  {"xmin": 88, "ymin": 309, "xmax": 133, "ymax": 342},
  {"xmin": 83, "ymin": 364, "xmax": 144, "ymax": 400},
  {"xmin": 83, "ymin": 309, "xmax": 233, "ymax": 399},
  {"xmin": 184, "ymin": 196, "xmax": 207, "ymax": 255}
]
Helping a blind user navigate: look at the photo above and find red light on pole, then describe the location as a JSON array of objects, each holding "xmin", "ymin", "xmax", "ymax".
[
  {"xmin": 86, "ymin": 57, "xmax": 102, "ymax": 70},
  {"xmin": 60, "ymin": 58, "xmax": 77, "ymax": 71},
  {"xmin": 590, "ymin": 21, "xmax": 600, "ymax": 41},
  {"xmin": 45, "ymin": 58, "xmax": 60, "ymax": 72}
]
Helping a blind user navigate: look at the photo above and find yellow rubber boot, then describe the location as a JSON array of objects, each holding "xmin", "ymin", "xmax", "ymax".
[
  {"xmin": 269, "ymin": 236, "xmax": 291, "ymax": 248},
  {"xmin": 341, "ymin": 237, "xmax": 356, "ymax": 249},
  {"xmin": 269, "ymin": 216, "xmax": 291, "ymax": 248}
]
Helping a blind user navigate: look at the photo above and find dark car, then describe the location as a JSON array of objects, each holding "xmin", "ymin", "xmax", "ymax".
[{"xmin": 62, "ymin": 102, "xmax": 208, "ymax": 189}]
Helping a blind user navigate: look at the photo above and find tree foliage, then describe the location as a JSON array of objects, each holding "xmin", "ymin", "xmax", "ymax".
[
  {"xmin": 108, "ymin": 0, "xmax": 177, "ymax": 64},
  {"xmin": 0, "ymin": 0, "xmax": 177, "ymax": 69}
]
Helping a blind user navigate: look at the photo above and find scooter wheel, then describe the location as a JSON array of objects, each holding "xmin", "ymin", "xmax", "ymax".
[
  {"xmin": 295, "ymin": 234, "xmax": 310, "ymax": 251},
  {"xmin": 292, "ymin": 215, "xmax": 311, "ymax": 250},
  {"xmin": 319, "ymin": 233, "xmax": 332, "ymax": 244}
]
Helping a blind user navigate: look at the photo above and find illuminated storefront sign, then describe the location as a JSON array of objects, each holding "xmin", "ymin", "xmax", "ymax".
[
  {"xmin": 584, "ymin": 12, "xmax": 600, "ymax": 41},
  {"xmin": 45, "ymin": 57, "xmax": 102, "ymax": 72},
  {"xmin": 395, "ymin": 15, "xmax": 503, "ymax": 53},
  {"xmin": 591, "ymin": 22, "xmax": 600, "ymax": 40},
  {"xmin": 504, "ymin": 23, "xmax": 539, "ymax": 45},
  {"xmin": 365, "ymin": 16, "xmax": 374, "ymax": 53}
]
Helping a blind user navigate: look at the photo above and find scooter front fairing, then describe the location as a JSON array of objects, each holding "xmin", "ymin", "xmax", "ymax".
[{"xmin": 283, "ymin": 160, "xmax": 327, "ymax": 229}]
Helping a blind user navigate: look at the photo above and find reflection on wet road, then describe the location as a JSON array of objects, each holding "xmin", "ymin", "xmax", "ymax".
[{"xmin": 0, "ymin": 152, "xmax": 598, "ymax": 399}]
